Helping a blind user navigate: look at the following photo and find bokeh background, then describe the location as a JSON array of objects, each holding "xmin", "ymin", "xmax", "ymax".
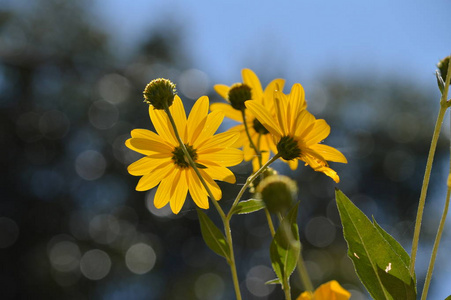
[{"xmin": 1, "ymin": 0, "xmax": 451, "ymax": 299}]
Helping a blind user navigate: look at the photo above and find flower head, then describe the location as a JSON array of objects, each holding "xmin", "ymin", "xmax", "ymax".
[
  {"xmin": 126, "ymin": 95, "xmax": 243, "ymax": 214},
  {"xmin": 246, "ymin": 83, "xmax": 347, "ymax": 183},
  {"xmin": 297, "ymin": 280, "xmax": 351, "ymax": 300},
  {"xmin": 211, "ymin": 69, "xmax": 285, "ymax": 171},
  {"xmin": 143, "ymin": 78, "xmax": 177, "ymax": 109}
]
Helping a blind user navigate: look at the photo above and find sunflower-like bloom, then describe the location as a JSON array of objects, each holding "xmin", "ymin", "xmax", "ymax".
[
  {"xmin": 246, "ymin": 84, "xmax": 347, "ymax": 183},
  {"xmin": 210, "ymin": 69, "xmax": 285, "ymax": 171},
  {"xmin": 125, "ymin": 95, "xmax": 243, "ymax": 214},
  {"xmin": 296, "ymin": 280, "xmax": 351, "ymax": 300}
]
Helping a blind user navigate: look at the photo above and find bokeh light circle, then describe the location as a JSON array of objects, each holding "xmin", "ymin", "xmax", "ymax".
[
  {"xmin": 125, "ymin": 243, "xmax": 156, "ymax": 275},
  {"xmin": 80, "ymin": 249, "xmax": 111, "ymax": 280}
]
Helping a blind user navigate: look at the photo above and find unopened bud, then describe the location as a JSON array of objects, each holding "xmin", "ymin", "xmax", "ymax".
[
  {"xmin": 143, "ymin": 78, "xmax": 176, "ymax": 110},
  {"xmin": 256, "ymin": 175, "xmax": 298, "ymax": 214}
]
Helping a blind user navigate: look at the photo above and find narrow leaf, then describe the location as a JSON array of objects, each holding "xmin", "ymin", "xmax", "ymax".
[
  {"xmin": 335, "ymin": 189, "xmax": 416, "ymax": 300},
  {"xmin": 265, "ymin": 278, "xmax": 282, "ymax": 285},
  {"xmin": 269, "ymin": 203, "xmax": 300, "ymax": 282},
  {"xmin": 230, "ymin": 199, "xmax": 265, "ymax": 215},
  {"xmin": 197, "ymin": 208, "xmax": 230, "ymax": 261}
]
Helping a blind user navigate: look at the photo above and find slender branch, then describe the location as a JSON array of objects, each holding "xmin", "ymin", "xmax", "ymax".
[
  {"xmin": 421, "ymin": 69, "xmax": 451, "ymax": 298},
  {"xmin": 410, "ymin": 58, "xmax": 451, "ymax": 275},
  {"xmin": 242, "ymin": 110, "xmax": 262, "ymax": 167},
  {"xmin": 227, "ymin": 153, "xmax": 281, "ymax": 220},
  {"xmin": 164, "ymin": 105, "xmax": 242, "ymax": 300}
]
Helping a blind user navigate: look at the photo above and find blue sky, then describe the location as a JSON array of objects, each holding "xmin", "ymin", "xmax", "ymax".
[{"xmin": 93, "ymin": 0, "xmax": 451, "ymax": 91}]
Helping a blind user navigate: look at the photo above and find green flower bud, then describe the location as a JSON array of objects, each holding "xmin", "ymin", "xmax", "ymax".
[
  {"xmin": 277, "ymin": 136, "xmax": 301, "ymax": 161},
  {"xmin": 228, "ymin": 83, "xmax": 252, "ymax": 111},
  {"xmin": 143, "ymin": 78, "xmax": 177, "ymax": 110},
  {"xmin": 438, "ymin": 56, "xmax": 450, "ymax": 84},
  {"xmin": 256, "ymin": 175, "xmax": 298, "ymax": 214}
]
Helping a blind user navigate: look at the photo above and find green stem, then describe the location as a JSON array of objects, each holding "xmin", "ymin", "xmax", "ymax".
[
  {"xmin": 264, "ymin": 208, "xmax": 276, "ymax": 237},
  {"xmin": 421, "ymin": 64, "xmax": 451, "ymax": 298},
  {"xmin": 421, "ymin": 186, "xmax": 450, "ymax": 300},
  {"xmin": 242, "ymin": 110, "xmax": 262, "ymax": 167},
  {"xmin": 164, "ymin": 105, "xmax": 242, "ymax": 300},
  {"xmin": 227, "ymin": 153, "xmax": 281, "ymax": 220},
  {"xmin": 410, "ymin": 59, "xmax": 451, "ymax": 276}
]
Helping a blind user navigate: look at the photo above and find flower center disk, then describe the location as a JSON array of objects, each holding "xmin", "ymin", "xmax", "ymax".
[
  {"xmin": 172, "ymin": 144, "xmax": 198, "ymax": 169},
  {"xmin": 228, "ymin": 83, "xmax": 252, "ymax": 111},
  {"xmin": 252, "ymin": 118, "xmax": 269, "ymax": 134},
  {"xmin": 277, "ymin": 136, "xmax": 301, "ymax": 161}
]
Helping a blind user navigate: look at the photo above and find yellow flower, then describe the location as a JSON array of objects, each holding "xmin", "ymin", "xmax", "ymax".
[
  {"xmin": 297, "ymin": 280, "xmax": 351, "ymax": 300},
  {"xmin": 246, "ymin": 84, "xmax": 347, "ymax": 183},
  {"xmin": 125, "ymin": 95, "xmax": 243, "ymax": 214},
  {"xmin": 210, "ymin": 68, "xmax": 285, "ymax": 171}
]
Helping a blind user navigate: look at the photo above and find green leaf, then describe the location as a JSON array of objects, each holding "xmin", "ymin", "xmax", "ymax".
[
  {"xmin": 265, "ymin": 278, "xmax": 282, "ymax": 285},
  {"xmin": 197, "ymin": 208, "xmax": 230, "ymax": 261},
  {"xmin": 269, "ymin": 203, "xmax": 300, "ymax": 283},
  {"xmin": 230, "ymin": 199, "xmax": 265, "ymax": 215},
  {"xmin": 445, "ymin": 295, "xmax": 451, "ymax": 300},
  {"xmin": 335, "ymin": 189, "xmax": 416, "ymax": 300}
]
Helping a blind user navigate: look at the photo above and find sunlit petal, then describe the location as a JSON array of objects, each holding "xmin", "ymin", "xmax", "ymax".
[
  {"xmin": 246, "ymin": 100, "xmax": 283, "ymax": 137},
  {"xmin": 199, "ymin": 169, "xmax": 222, "ymax": 200},
  {"xmin": 198, "ymin": 148, "xmax": 243, "ymax": 166},
  {"xmin": 200, "ymin": 131, "xmax": 240, "ymax": 151},
  {"xmin": 169, "ymin": 95, "xmax": 187, "ymax": 141},
  {"xmin": 210, "ymin": 102, "xmax": 242, "ymax": 122},
  {"xmin": 169, "ymin": 170, "xmax": 188, "ymax": 214},
  {"xmin": 214, "ymin": 84, "xmax": 230, "ymax": 100},
  {"xmin": 193, "ymin": 110, "xmax": 224, "ymax": 147},
  {"xmin": 149, "ymin": 105, "xmax": 178, "ymax": 145},
  {"xmin": 303, "ymin": 119, "xmax": 330, "ymax": 145},
  {"xmin": 203, "ymin": 165, "xmax": 236, "ymax": 184},
  {"xmin": 242, "ymin": 69, "xmax": 263, "ymax": 100},
  {"xmin": 187, "ymin": 96, "xmax": 209, "ymax": 143},
  {"xmin": 310, "ymin": 144, "xmax": 348, "ymax": 163},
  {"xmin": 188, "ymin": 169, "xmax": 209, "ymax": 209},
  {"xmin": 128, "ymin": 156, "xmax": 172, "ymax": 176},
  {"xmin": 153, "ymin": 170, "xmax": 178, "ymax": 208},
  {"xmin": 128, "ymin": 138, "xmax": 174, "ymax": 154}
]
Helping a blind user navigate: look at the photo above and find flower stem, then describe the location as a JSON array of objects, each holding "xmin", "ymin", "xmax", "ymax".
[
  {"xmin": 242, "ymin": 110, "xmax": 262, "ymax": 167},
  {"xmin": 164, "ymin": 105, "xmax": 242, "ymax": 300},
  {"xmin": 227, "ymin": 153, "xmax": 281, "ymax": 220},
  {"xmin": 421, "ymin": 186, "xmax": 450, "ymax": 300},
  {"xmin": 410, "ymin": 59, "xmax": 451, "ymax": 276}
]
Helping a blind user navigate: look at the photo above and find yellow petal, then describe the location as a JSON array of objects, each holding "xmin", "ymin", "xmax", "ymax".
[
  {"xmin": 200, "ymin": 131, "xmax": 240, "ymax": 151},
  {"xmin": 264, "ymin": 78, "xmax": 285, "ymax": 103},
  {"xmin": 214, "ymin": 84, "xmax": 230, "ymax": 100},
  {"xmin": 128, "ymin": 138, "xmax": 174, "ymax": 154},
  {"xmin": 125, "ymin": 138, "xmax": 153, "ymax": 156},
  {"xmin": 169, "ymin": 170, "xmax": 188, "ymax": 214},
  {"xmin": 210, "ymin": 102, "xmax": 242, "ymax": 122},
  {"xmin": 242, "ymin": 69, "xmax": 263, "ymax": 100},
  {"xmin": 130, "ymin": 129, "xmax": 168, "ymax": 144},
  {"xmin": 246, "ymin": 100, "xmax": 283, "ymax": 137},
  {"xmin": 128, "ymin": 156, "xmax": 172, "ymax": 176},
  {"xmin": 149, "ymin": 105, "xmax": 178, "ymax": 145},
  {"xmin": 303, "ymin": 119, "xmax": 331, "ymax": 146},
  {"xmin": 274, "ymin": 91, "xmax": 289, "ymax": 136},
  {"xmin": 314, "ymin": 280, "xmax": 351, "ymax": 300},
  {"xmin": 293, "ymin": 110, "xmax": 315, "ymax": 138},
  {"xmin": 188, "ymin": 169, "xmax": 209, "ymax": 209},
  {"xmin": 288, "ymin": 83, "xmax": 307, "ymax": 113},
  {"xmin": 197, "ymin": 148, "xmax": 243, "ymax": 167},
  {"xmin": 287, "ymin": 159, "xmax": 299, "ymax": 170},
  {"xmin": 169, "ymin": 95, "xmax": 187, "ymax": 141},
  {"xmin": 199, "ymin": 169, "xmax": 222, "ymax": 200},
  {"xmin": 154, "ymin": 170, "xmax": 178, "ymax": 209},
  {"xmin": 187, "ymin": 96, "xmax": 209, "ymax": 143},
  {"xmin": 202, "ymin": 165, "xmax": 236, "ymax": 184},
  {"xmin": 310, "ymin": 144, "xmax": 348, "ymax": 163},
  {"xmin": 193, "ymin": 110, "xmax": 224, "ymax": 148}
]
